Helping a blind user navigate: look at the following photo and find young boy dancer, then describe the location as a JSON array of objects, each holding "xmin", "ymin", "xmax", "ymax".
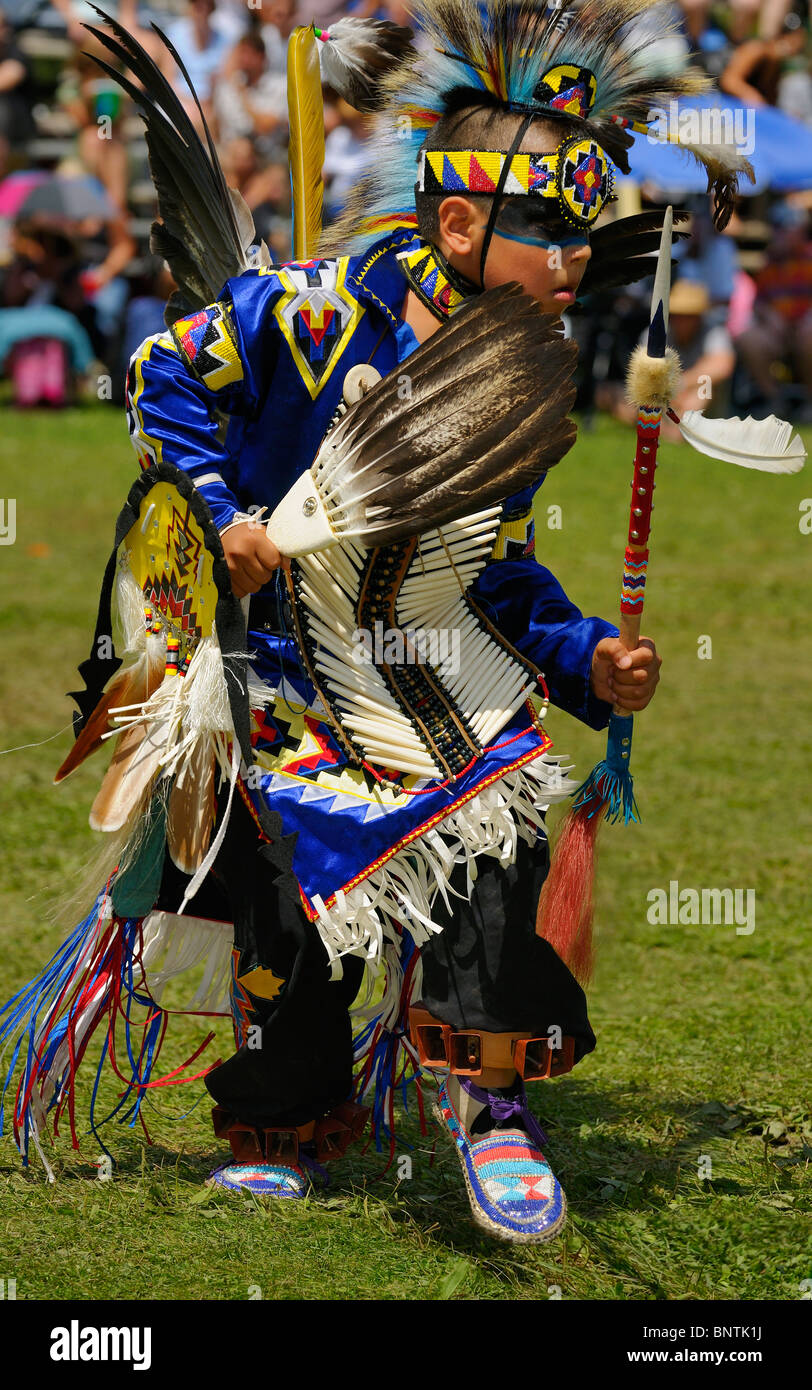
[{"xmin": 4, "ymin": 2, "xmax": 750, "ymax": 1243}]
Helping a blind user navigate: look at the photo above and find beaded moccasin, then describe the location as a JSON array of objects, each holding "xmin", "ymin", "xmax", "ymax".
[
  {"xmin": 207, "ymin": 1161, "xmax": 308, "ymax": 1198},
  {"xmin": 435, "ymin": 1074, "xmax": 566, "ymax": 1243}
]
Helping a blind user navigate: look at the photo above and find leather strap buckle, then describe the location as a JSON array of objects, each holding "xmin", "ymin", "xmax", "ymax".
[
  {"xmin": 408, "ymin": 1004, "xmax": 576, "ymax": 1081},
  {"xmin": 212, "ymin": 1101, "xmax": 370, "ymax": 1164}
]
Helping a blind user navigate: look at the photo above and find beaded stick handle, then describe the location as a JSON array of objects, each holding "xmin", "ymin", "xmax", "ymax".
[
  {"xmin": 572, "ymin": 208, "xmax": 674, "ymax": 816},
  {"xmin": 614, "ymin": 207, "xmax": 672, "ymax": 709},
  {"xmin": 615, "ymin": 404, "xmax": 659, "ymax": 712}
]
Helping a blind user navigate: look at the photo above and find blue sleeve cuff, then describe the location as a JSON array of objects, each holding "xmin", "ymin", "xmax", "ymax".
[{"xmin": 185, "ymin": 473, "xmax": 242, "ymax": 533}]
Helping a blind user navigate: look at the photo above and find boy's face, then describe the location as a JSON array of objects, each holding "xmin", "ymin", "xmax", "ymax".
[
  {"xmin": 437, "ymin": 192, "xmax": 591, "ymax": 313},
  {"xmin": 435, "ymin": 123, "xmax": 593, "ymax": 314},
  {"xmin": 482, "ymin": 201, "xmax": 591, "ymax": 312}
]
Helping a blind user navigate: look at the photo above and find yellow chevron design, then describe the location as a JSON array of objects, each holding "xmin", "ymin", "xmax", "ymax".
[
  {"xmin": 129, "ymin": 330, "xmax": 177, "ymax": 464},
  {"xmin": 491, "ymin": 505, "xmax": 534, "ymax": 560}
]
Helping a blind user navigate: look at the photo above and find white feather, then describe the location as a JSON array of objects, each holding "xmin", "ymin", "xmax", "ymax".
[
  {"xmin": 115, "ymin": 565, "xmax": 150, "ymax": 653},
  {"xmin": 317, "ymin": 16, "xmax": 412, "ymax": 111},
  {"xmin": 674, "ymin": 138, "xmax": 754, "ymax": 177},
  {"xmin": 678, "ymin": 411, "xmax": 806, "ymax": 473}
]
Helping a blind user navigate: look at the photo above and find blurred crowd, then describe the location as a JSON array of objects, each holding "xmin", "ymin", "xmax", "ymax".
[{"xmin": 0, "ymin": 0, "xmax": 810, "ymax": 420}]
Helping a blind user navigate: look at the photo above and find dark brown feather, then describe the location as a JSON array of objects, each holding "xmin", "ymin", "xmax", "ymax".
[
  {"xmin": 83, "ymin": 8, "xmax": 254, "ymax": 320},
  {"xmin": 584, "ymin": 209, "xmax": 690, "ymax": 296},
  {"xmin": 319, "ymin": 284, "xmax": 577, "ymax": 547},
  {"xmin": 54, "ymin": 646, "xmax": 163, "ymax": 784}
]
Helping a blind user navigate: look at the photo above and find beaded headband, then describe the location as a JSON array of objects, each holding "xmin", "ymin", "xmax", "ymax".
[{"xmin": 416, "ymin": 134, "xmax": 614, "ymax": 229}]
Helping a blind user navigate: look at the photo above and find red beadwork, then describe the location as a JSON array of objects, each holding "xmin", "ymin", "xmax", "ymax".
[{"xmin": 626, "ymin": 409, "xmax": 661, "ymax": 548}]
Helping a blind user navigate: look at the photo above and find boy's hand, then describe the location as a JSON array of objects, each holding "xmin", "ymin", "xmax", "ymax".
[
  {"xmin": 590, "ymin": 636, "xmax": 661, "ymax": 712},
  {"xmin": 221, "ymin": 521, "xmax": 283, "ymax": 598}
]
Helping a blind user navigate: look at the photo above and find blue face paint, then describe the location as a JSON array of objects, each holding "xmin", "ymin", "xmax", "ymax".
[
  {"xmin": 489, "ymin": 225, "xmax": 588, "ymax": 249},
  {"xmin": 481, "ymin": 202, "xmax": 589, "ymax": 253}
]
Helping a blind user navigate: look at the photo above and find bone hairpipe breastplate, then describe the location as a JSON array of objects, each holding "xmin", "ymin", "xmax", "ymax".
[{"xmin": 285, "ymin": 506, "xmax": 546, "ymax": 783}]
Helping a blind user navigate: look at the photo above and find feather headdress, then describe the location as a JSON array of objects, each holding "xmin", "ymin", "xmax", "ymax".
[{"xmin": 322, "ymin": 0, "xmax": 750, "ymax": 257}]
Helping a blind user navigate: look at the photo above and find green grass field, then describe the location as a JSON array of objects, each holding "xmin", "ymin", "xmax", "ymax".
[{"xmin": 0, "ymin": 407, "xmax": 810, "ymax": 1301}]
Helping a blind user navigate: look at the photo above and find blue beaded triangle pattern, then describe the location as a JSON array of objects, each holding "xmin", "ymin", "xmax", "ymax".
[
  {"xmin": 435, "ymin": 1075, "xmax": 566, "ymax": 1243},
  {"xmin": 207, "ymin": 1162, "xmax": 307, "ymax": 1198}
]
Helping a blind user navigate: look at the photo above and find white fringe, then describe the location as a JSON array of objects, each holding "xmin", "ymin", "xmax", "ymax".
[
  {"xmin": 139, "ymin": 910, "xmax": 234, "ymax": 1013},
  {"xmin": 115, "ymin": 565, "xmax": 150, "ymax": 654},
  {"xmin": 95, "ymin": 751, "xmax": 574, "ymax": 1028},
  {"xmin": 311, "ymin": 750, "xmax": 574, "ymax": 981}
]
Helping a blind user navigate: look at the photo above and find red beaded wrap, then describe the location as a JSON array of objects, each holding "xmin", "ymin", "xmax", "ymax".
[{"xmin": 627, "ymin": 406, "xmax": 660, "ymax": 549}]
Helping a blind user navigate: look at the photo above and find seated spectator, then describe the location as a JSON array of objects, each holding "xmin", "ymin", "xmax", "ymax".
[
  {"xmin": 58, "ymin": 36, "xmax": 129, "ymax": 214},
  {"xmin": 323, "ymin": 97, "xmax": 370, "ymax": 219},
  {"xmin": 734, "ymin": 201, "xmax": 812, "ymax": 419},
  {"xmin": 116, "ymin": 258, "xmax": 176, "ymax": 397},
  {"xmin": 666, "ymin": 278, "xmax": 735, "ymax": 422},
  {"xmin": 48, "ymin": 1, "xmax": 169, "ymax": 68},
  {"xmin": 211, "ymin": 0, "xmax": 254, "ymax": 47},
  {"xmin": 719, "ymin": 14, "xmax": 807, "ymax": 106},
  {"xmin": 4, "ymin": 195, "xmax": 135, "ymax": 368},
  {"xmin": 74, "ymin": 204, "xmax": 137, "ymax": 364},
  {"xmin": 623, "ymin": 1, "xmax": 690, "ymax": 74},
  {"xmin": 165, "ymin": 0, "xmax": 232, "ymax": 130},
  {"xmin": 0, "ymin": 305, "xmax": 94, "ymax": 406},
  {"xmin": 680, "ymin": 0, "xmax": 794, "ymax": 46},
  {"xmin": 221, "ymin": 136, "xmax": 290, "ymax": 257},
  {"xmin": 214, "ymin": 31, "xmax": 287, "ymax": 157},
  {"xmin": 1, "ymin": 218, "xmax": 97, "ymax": 402},
  {"xmin": 0, "ymin": 6, "xmax": 34, "ymax": 179},
  {"xmin": 220, "ymin": 133, "xmax": 258, "ymax": 193},
  {"xmin": 596, "ymin": 278, "xmax": 735, "ymax": 430},
  {"xmin": 260, "ymin": 0, "xmax": 299, "ymax": 74},
  {"xmin": 675, "ymin": 196, "xmax": 738, "ymax": 311},
  {"xmin": 290, "ymin": 0, "xmax": 348, "ymax": 31}
]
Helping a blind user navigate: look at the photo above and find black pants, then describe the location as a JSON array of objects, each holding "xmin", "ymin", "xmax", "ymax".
[{"xmin": 158, "ymin": 795, "xmax": 594, "ymax": 1128}]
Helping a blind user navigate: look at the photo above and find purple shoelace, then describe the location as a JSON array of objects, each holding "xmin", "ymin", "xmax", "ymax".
[
  {"xmin": 458, "ymin": 1076, "xmax": 548, "ymax": 1150},
  {"xmin": 298, "ymin": 1144, "xmax": 331, "ymax": 1188}
]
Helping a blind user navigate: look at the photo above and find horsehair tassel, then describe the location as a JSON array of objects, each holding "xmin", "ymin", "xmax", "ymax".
[
  {"xmin": 537, "ymin": 208, "xmax": 674, "ymax": 985},
  {"xmin": 314, "ymin": 16, "xmax": 414, "ymax": 113}
]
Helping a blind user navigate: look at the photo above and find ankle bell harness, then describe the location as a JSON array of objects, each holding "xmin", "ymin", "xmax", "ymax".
[
  {"xmin": 212, "ymin": 1099, "xmax": 370, "ymax": 1166},
  {"xmin": 409, "ymin": 1003, "xmax": 576, "ymax": 1081}
]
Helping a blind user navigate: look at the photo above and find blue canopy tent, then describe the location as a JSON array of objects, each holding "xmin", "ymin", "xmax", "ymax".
[{"xmin": 621, "ymin": 92, "xmax": 812, "ymax": 195}]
